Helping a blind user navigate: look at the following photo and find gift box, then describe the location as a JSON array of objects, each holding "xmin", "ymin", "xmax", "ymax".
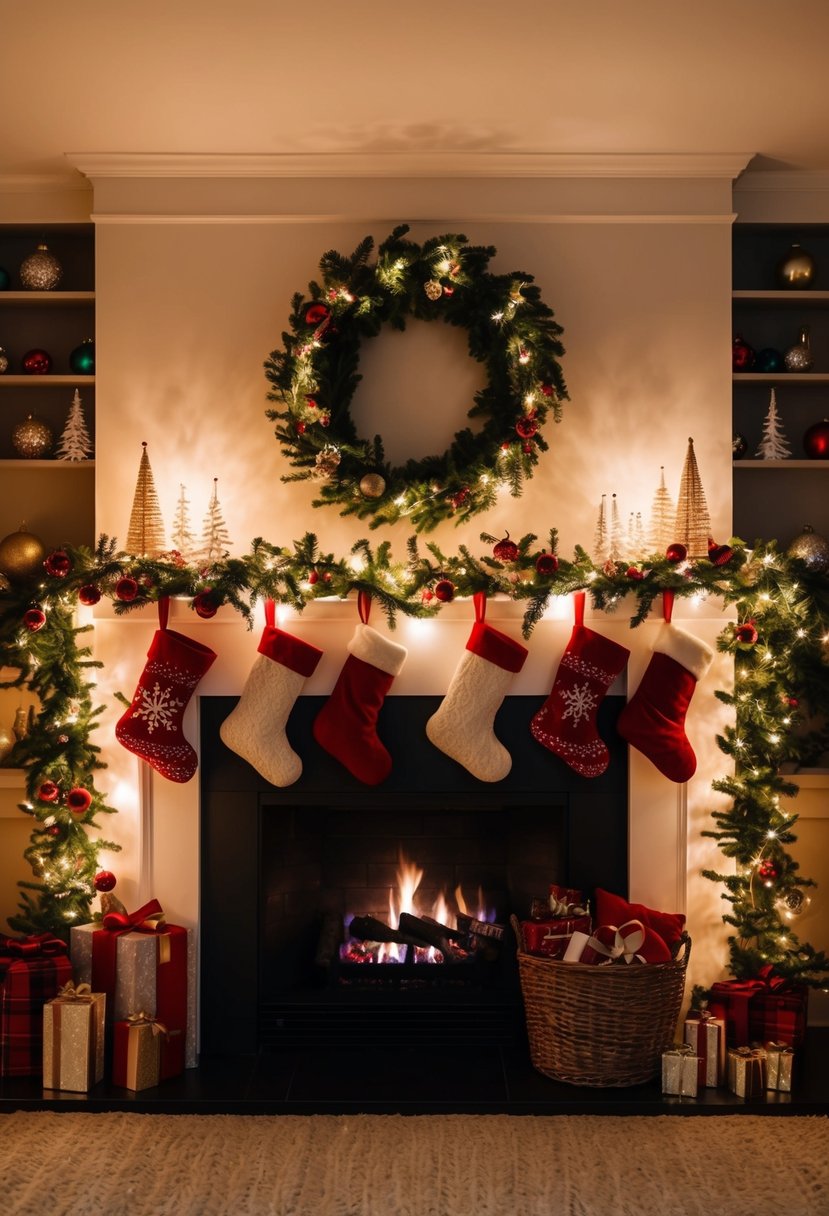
[
  {"xmin": 563, "ymin": 919, "xmax": 671, "ymax": 965},
  {"xmin": 710, "ymin": 971, "xmax": 808, "ymax": 1049},
  {"xmin": 661, "ymin": 1044, "xmax": 699, "ymax": 1097},
  {"xmin": 42, "ymin": 982, "xmax": 105, "ymax": 1092},
  {"xmin": 684, "ymin": 1009, "xmax": 726, "ymax": 1087},
  {"xmin": 71, "ymin": 900, "xmax": 196, "ymax": 1073},
  {"xmin": 112, "ymin": 1012, "xmax": 182, "ymax": 1091},
  {"xmin": 521, "ymin": 915, "xmax": 591, "ymax": 959},
  {"xmin": 0, "ymin": 933, "xmax": 74, "ymax": 1077},
  {"xmin": 764, "ymin": 1042, "xmax": 794, "ymax": 1092},
  {"xmin": 727, "ymin": 1046, "xmax": 767, "ymax": 1099}
]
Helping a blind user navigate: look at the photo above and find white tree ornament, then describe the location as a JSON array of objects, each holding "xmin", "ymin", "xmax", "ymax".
[
  {"xmin": 592, "ymin": 494, "xmax": 609, "ymax": 564},
  {"xmin": 56, "ymin": 389, "xmax": 93, "ymax": 461},
  {"xmin": 756, "ymin": 388, "xmax": 792, "ymax": 460},
  {"xmin": 198, "ymin": 478, "xmax": 232, "ymax": 567},
  {"xmin": 170, "ymin": 483, "xmax": 196, "ymax": 562}
]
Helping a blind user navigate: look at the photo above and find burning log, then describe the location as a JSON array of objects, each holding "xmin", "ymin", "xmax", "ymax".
[
  {"xmin": 346, "ymin": 915, "xmax": 422, "ymax": 949},
  {"xmin": 398, "ymin": 912, "xmax": 460, "ymax": 961},
  {"xmin": 315, "ymin": 910, "xmax": 344, "ymax": 968},
  {"xmin": 456, "ymin": 913, "xmax": 505, "ymax": 942}
]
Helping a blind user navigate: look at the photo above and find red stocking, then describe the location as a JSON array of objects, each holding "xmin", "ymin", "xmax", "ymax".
[
  {"xmin": 617, "ymin": 591, "xmax": 714, "ymax": 783},
  {"xmin": 115, "ymin": 598, "xmax": 216, "ymax": 783},
  {"xmin": 530, "ymin": 591, "xmax": 630, "ymax": 778},
  {"xmin": 313, "ymin": 593, "xmax": 407, "ymax": 786}
]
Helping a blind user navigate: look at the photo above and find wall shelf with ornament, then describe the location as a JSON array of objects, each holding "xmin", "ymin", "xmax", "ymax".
[
  {"xmin": 0, "ymin": 459, "xmax": 95, "ymax": 470},
  {"xmin": 733, "ymin": 290, "xmax": 829, "ymax": 307},
  {"xmin": 0, "ymin": 291, "xmax": 95, "ymax": 308},
  {"xmin": 0, "ymin": 375, "xmax": 95, "ymax": 388},
  {"xmin": 733, "ymin": 373, "xmax": 829, "ymax": 383}
]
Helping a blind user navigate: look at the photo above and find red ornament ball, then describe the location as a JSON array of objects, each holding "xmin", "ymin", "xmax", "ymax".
[
  {"xmin": 515, "ymin": 415, "xmax": 538, "ymax": 440},
  {"xmin": 44, "ymin": 549, "xmax": 71, "ymax": 578},
  {"xmin": 67, "ymin": 787, "xmax": 92, "ymax": 814},
  {"xmin": 626, "ymin": 565, "xmax": 645, "ymax": 581},
  {"xmin": 803, "ymin": 418, "xmax": 829, "ymax": 459},
  {"xmin": 434, "ymin": 579, "xmax": 455, "ymax": 603},
  {"xmin": 45, "ymin": 824, "xmax": 61, "ymax": 837},
  {"xmin": 78, "ymin": 583, "xmax": 101, "ymax": 606},
  {"xmin": 94, "ymin": 870, "xmax": 117, "ymax": 892},
  {"xmin": 535, "ymin": 552, "xmax": 559, "ymax": 576},
  {"xmin": 21, "ymin": 348, "xmax": 52, "ymax": 375},
  {"xmin": 493, "ymin": 532, "xmax": 520, "ymax": 562},
  {"xmin": 665, "ymin": 543, "xmax": 687, "ymax": 564},
  {"xmin": 450, "ymin": 488, "xmax": 470, "ymax": 510},
  {"xmin": 115, "ymin": 576, "xmax": 139, "ymax": 602},
  {"xmin": 296, "ymin": 421, "xmax": 306, "ymax": 434},
  {"xmin": 757, "ymin": 859, "xmax": 778, "ymax": 881},
  {"xmin": 421, "ymin": 588, "xmax": 434, "ymax": 603},
  {"xmin": 193, "ymin": 591, "xmax": 219, "ymax": 619},
  {"xmin": 540, "ymin": 384, "xmax": 555, "ymax": 397},
  {"xmin": 23, "ymin": 605, "xmax": 46, "ymax": 631},
  {"xmin": 319, "ymin": 412, "xmax": 331, "ymax": 427},
  {"xmin": 732, "ymin": 336, "xmax": 755, "ymax": 372},
  {"xmin": 521, "ymin": 442, "xmax": 534, "ymax": 455},
  {"xmin": 707, "ymin": 537, "xmax": 734, "ymax": 567},
  {"xmin": 735, "ymin": 620, "xmax": 759, "ymax": 645},
  {"xmin": 308, "ymin": 569, "xmax": 319, "ymax": 585},
  {"xmin": 38, "ymin": 781, "xmax": 61, "ymax": 803},
  {"xmin": 305, "ymin": 302, "xmax": 330, "ymax": 326}
]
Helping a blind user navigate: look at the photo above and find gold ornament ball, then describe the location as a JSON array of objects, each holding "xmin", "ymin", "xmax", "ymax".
[
  {"xmin": 0, "ymin": 572, "xmax": 10, "ymax": 592},
  {"xmin": 787, "ymin": 524, "xmax": 829, "ymax": 574},
  {"xmin": 12, "ymin": 414, "xmax": 53, "ymax": 458},
  {"xmin": 423, "ymin": 280, "xmax": 443, "ymax": 301},
  {"xmin": 0, "ymin": 525, "xmax": 47, "ymax": 581},
  {"xmin": 359, "ymin": 472, "xmax": 387, "ymax": 499},
  {"xmin": 19, "ymin": 242, "xmax": 62, "ymax": 291},
  {"xmin": 776, "ymin": 244, "xmax": 816, "ymax": 290},
  {"xmin": 0, "ymin": 346, "xmax": 8, "ymax": 374}
]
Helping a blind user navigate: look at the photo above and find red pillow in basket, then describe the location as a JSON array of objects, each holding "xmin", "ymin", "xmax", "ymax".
[{"xmin": 594, "ymin": 889, "xmax": 686, "ymax": 949}]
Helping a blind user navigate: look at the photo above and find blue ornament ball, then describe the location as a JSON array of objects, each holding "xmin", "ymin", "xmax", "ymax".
[
  {"xmin": 69, "ymin": 339, "xmax": 95, "ymax": 375},
  {"xmin": 0, "ymin": 266, "xmax": 10, "ymax": 290},
  {"xmin": 755, "ymin": 347, "xmax": 783, "ymax": 373}
]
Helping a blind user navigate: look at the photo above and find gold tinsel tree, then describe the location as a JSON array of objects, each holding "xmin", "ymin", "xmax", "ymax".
[
  {"xmin": 126, "ymin": 441, "xmax": 166, "ymax": 557},
  {"xmin": 648, "ymin": 466, "xmax": 676, "ymax": 555},
  {"xmin": 673, "ymin": 436, "xmax": 711, "ymax": 558}
]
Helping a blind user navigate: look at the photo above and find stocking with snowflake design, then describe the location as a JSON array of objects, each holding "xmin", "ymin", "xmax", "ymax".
[
  {"xmin": 220, "ymin": 600, "xmax": 323, "ymax": 787},
  {"xmin": 313, "ymin": 592, "xmax": 407, "ymax": 786},
  {"xmin": 617, "ymin": 591, "xmax": 714, "ymax": 783},
  {"xmin": 115, "ymin": 598, "xmax": 217, "ymax": 782},
  {"xmin": 426, "ymin": 592, "xmax": 528, "ymax": 782},
  {"xmin": 530, "ymin": 590, "xmax": 630, "ymax": 777}
]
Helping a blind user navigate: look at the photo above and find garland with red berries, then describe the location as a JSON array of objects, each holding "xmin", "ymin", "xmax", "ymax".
[{"xmin": 264, "ymin": 226, "xmax": 568, "ymax": 532}]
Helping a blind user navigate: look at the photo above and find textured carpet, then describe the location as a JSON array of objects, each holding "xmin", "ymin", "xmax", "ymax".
[{"xmin": 1, "ymin": 1111, "xmax": 827, "ymax": 1216}]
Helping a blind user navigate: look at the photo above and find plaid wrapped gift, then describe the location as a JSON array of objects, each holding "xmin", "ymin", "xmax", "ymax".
[
  {"xmin": 520, "ymin": 915, "xmax": 591, "ymax": 959},
  {"xmin": 710, "ymin": 967, "xmax": 808, "ymax": 1049},
  {"xmin": 0, "ymin": 933, "xmax": 74, "ymax": 1077}
]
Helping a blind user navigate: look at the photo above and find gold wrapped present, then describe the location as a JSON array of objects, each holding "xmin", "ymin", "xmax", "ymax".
[
  {"xmin": 661, "ymin": 1043, "xmax": 699, "ymax": 1097},
  {"xmin": 113, "ymin": 1012, "xmax": 169, "ymax": 1091},
  {"xmin": 764, "ymin": 1042, "xmax": 794, "ymax": 1092},
  {"xmin": 727, "ymin": 1046, "xmax": 767, "ymax": 1099},
  {"xmin": 42, "ymin": 982, "xmax": 105, "ymax": 1092}
]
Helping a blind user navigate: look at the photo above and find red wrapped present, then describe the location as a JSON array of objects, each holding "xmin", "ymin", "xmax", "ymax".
[
  {"xmin": 684, "ymin": 1009, "xmax": 726, "ymax": 1087},
  {"xmin": 520, "ymin": 915, "xmax": 591, "ymax": 958},
  {"xmin": 562, "ymin": 919, "xmax": 672, "ymax": 965},
  {"xmin": 72, "ymin": 900, "xmax": 189, "ymax": 1080},
  {"xmin": 0, "ymin": 933, "xmax": 74, "ymax": 1077},
  {"xmin": 113, "ymin": 1012, "xmax": 183, "ymax": 1091},
  {"xmin": 710, "ymin": 968, "xmax": 808, "ymax": 1050}
]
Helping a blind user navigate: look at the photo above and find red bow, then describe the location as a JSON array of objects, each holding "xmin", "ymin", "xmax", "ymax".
[
  {"xmin": 101, "ymin": 898, "xmax": 166, "ymax": 934},
  {"xmin": 0, "ymin": 931, "xmax": 68, "ymax": 958}
]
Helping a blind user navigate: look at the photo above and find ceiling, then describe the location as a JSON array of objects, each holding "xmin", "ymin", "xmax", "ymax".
[{"xmin": 4, "ymin": 1, "xmax": 829, "ymax": 179}]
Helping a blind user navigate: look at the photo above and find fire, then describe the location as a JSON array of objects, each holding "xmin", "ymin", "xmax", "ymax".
[{"xmin": 341, "ymin": 850, "xmax": 496, "ymax": 965}]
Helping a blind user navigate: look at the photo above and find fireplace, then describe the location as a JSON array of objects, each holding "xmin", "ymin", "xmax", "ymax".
[{"xmin": 199, "ymin": 694, "xmax": 628, "ymax": 1058}]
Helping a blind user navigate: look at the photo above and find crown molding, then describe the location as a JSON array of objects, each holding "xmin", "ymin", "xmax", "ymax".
[
  {"xmin": 735, "ymin": 170, "xmax": 829, "ymax": 193},
  {"xmin": 0, "ymin": 172, "xmax": 90, "ymax": 193},
  {"xmin": 66, "ymin": 151, "xmax": 754, "ymax": 181}
]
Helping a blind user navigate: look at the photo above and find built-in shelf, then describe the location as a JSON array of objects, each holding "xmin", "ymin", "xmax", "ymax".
[
  {"xmin": 0, "ymin": 770, "xmax": 24, "ymax": 789},
  {"xmin": 732, "ymin": 290, "xmax": 829, "ymax": 305},
  {"xmin": 733, "ymin": 373, "xmax": 829, "ymax": 383},
  {"xmin": 0, "ymin": 291, "xmax": 94, "ymax": 307},
  {"xmin": 0, "ymin": 375, "xmax": 94, "ymax": 387},
  {"xmin": 0, "ymin": 459, "xmax": 94, "ymax": 469},
  {"xmin": 734, "ymin": 460, "xmax": 829, "ymax": 469}
]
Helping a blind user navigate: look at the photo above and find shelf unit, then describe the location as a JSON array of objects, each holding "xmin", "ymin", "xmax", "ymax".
[
  {"xmin": 731, "ymin": 225, "xmax": 829, "ymax": 546},
  {"xmin": 0, "ymin": 224, "xmax": 95, "ymax": 550}
]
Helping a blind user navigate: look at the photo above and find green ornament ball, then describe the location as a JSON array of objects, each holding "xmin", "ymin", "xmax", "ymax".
[{"xmin": 69, "ymin": 339, "xmax": 95, "ymax": 375}]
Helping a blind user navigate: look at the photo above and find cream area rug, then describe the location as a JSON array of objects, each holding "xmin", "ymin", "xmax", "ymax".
[{"xmin": 1, "ymin": 1112, "xmax": 828, "ymax": 1216}]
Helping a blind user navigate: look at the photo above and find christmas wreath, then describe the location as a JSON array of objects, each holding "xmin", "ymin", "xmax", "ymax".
[{"xmin": 265, "ymin": 225, "xmax": 568, "ymax": 531}]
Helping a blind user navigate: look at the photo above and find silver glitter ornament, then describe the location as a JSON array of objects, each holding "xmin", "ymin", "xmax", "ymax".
[
  {"xmin": 783, "ymin": 325, "xmax": 813, "ymax": 372},
  {"xmin": 19, "ymin": 242, "xmax": 62, "ymax": 291},
  {"xmin": 359, "ymin": 472, "xmax": 386, "ymax": 499},
  {"xmin": 787, "ymin": 524, "xmax": 829, "ymax": 574},
  {"xmin": 0, "ymin": 347, "xmax": 8, "ymax": 374},
  {"xmin": 12, "ymin": 414, "xmax": 54, "ymax": 458}
]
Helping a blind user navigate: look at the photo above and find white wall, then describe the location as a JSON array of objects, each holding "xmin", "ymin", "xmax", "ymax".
[{"xmin": 84, "ymin": 160, "xmax": 737, "ymax": 997}]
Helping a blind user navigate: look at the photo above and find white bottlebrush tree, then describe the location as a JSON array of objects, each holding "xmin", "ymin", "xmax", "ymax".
[
  {"xmin": 756, "ymin": 388, "xmax": 792, "ymax": 460},
  {"xmin": 56, "ymin": 389, "xmax": 93, "ymax": 461}
]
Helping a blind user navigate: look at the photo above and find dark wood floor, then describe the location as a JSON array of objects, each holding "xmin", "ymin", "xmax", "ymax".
[{"xmin": 1, "ymin": 1030, "xmax": 826, "ymax": 1116}]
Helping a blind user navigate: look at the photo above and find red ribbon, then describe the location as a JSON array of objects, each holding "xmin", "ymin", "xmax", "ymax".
[
  {"xmin": 101, "ymin": 898, "xmax": 166, "ymax": 934},
  {"xmin": 0, "ymin": 931, "xmax": 68, "ymax": 958}
]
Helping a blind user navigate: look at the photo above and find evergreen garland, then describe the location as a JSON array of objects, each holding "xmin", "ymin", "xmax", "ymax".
[
  {"xmin": 1, "ymin": 531, "xmax": 827, "ymax": 989},
  {"xmin": 264, "ymin": 226, "xmax": 568, "ymax": 532}
]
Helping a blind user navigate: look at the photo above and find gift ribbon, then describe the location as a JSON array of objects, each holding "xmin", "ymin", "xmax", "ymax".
[
  {"xmin": 0, "ymin": 931, "xmax": 68, "ymax": 958},
  {"xmin": 581, "ymin": 920, "xmax": 647, "ymax": 965},
  {"xmin": 102, "ymin": 898, "xmax": 166, "ymax": 934},
  {"xmin": 92, "ymin": 899, "xmax": 172, "ymax": 1009},
  {"xmin": 127, "ymin": 1010, "xmax": 170, "ymax": 1037},
  {"xmin": 57, "ymin": 980, "xmax": 95, "ymax": 1001}
]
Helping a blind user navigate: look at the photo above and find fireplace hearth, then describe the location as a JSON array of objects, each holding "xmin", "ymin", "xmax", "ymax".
[{"xmin": 199, "ymin": 694, "xmax": 628, "ymax": 1058}]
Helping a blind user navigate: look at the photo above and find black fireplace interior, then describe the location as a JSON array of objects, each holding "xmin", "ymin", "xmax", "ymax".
[{"xmin": 200, "ymin": 694, "xmax": 628, "ymax": 1058}]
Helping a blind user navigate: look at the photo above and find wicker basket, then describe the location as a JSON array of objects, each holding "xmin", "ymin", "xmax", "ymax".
[{"xmin": 511, "ymin": 916, "xmax": 691, "ymax": 1087}]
